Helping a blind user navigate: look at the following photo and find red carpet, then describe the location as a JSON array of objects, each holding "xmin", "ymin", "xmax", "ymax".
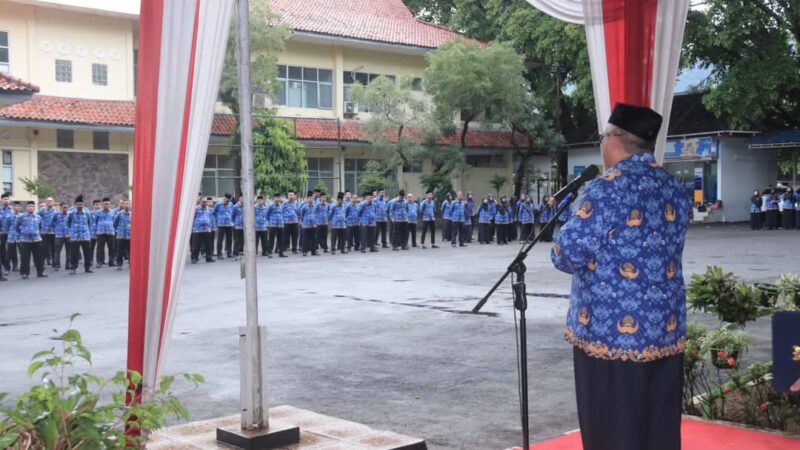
[{"xmin": 519, "ymin": 417, "xmax": 800, "ymax": 450}]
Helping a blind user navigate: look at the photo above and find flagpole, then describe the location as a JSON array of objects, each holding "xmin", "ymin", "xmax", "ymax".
[{"xmin": 235, "ymin": 0, "xmax": 267, "ymax": 430}]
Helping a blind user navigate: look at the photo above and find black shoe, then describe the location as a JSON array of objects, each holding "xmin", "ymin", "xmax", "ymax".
[
  {"xmin": 361, "ymin": 250, "xmax": 366, "ymax": 253},
  {"xmin": 0, "ymin": 276, "xmax": 6, "ymax": 281},
  {"xmin": 116, "ymin": 267, "xmax": 123, "ymax": 271},
  {"xmin": 109, "ymin": 263, "xmax": 117, "ymax": 267},
  {"xmin": 69, "ymin": 270, "xmax": 76, "ymax": 275},
  {"xmin": 22, "ymin": 274, "xmax": 28, "ymax": 279},
  {"xmin": 331, "ymin": 251, "xmax": 336, "ymax": 255},
  {"xmin": 312, "ymin": 252, "xmax": 320, "ymax": 256},
  {"xmin": 303, "ymin": 252, "xmax": 308, "ymax": 256},
  {"xmin": 402, "ymin": 247, "xmax": 409, "ymax": 250},
  {"xmin": 37, "ymin": 274, "xmax": 47, "ymax": 278},
  {"xmin": 370, "ymin": 249, "xmax": 379, "ymax": 253},
  {"xmin": 392, "ymin": 247, "xmax": 399, "ymax": 251},
  {"xmin": 279, "ymin": 254, "xmax": 288, "ymax": 258},
  {"xmin": 292, "ymin": 250, "xmax": 298, "ymax": 254},
  {"xmin": 206, "ymin": 259, "xmax": 216, "ymax": 263},
  {"xmin": 97, "ymin": 264, "xmax": 103, "ymax": 268},
  {"xmin": 191, "ymin": 259, "xmax": 198, "ymax": 264},
  {"xmin": 412, "ymin": 245, "xmax": 418, "ymax": 248},
  {"xmin": 382, "ymin": 245, "xmax": 389, "ymax": 249},
  {"xmin": 85, "ymin": 269, "xmax": 94, "ymax": 273},
  {"xmin": 432, "ymin": 245, "xmax": 439, "ymax": 249},
  {"xmin": 460, "ymin": 244, "xmax": 466, "ymax": 247}
]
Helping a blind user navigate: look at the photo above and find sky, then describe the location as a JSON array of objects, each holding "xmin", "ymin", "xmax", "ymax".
[{"xmin": 33, "ymin": 0, "xmax": 139, "ymax": 15}]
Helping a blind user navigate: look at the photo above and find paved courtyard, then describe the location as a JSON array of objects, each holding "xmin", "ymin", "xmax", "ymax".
[{"xmin": 0, "ymin": 224, "xmax": 797, "ymax": 449}]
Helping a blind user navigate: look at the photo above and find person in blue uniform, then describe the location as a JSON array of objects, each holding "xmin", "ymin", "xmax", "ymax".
[
  {"xmin": 373, "ymin": 189, "xmax": 389, "ymax": 248},
  {"xmin": 441, "ymin": 193, "xmax": 453, "ymax": 242},
  {"xmin": 232, "ymin": 195, "xmax": 244, "ymax": 257},
  {"xmin": 464, "ymin": 192, "xmax": 475, "ymax": 243},
  {"xmin": 314, "ymin": 193, "xmax": 330, "ymax": 253},
  {"xmin": 113, "ymin": 200, "xmax": 131, "ymax": 270},
  {"xmin": 53, "ymin": 202, "xmax": 70, "ymax": 271},
  {"xmin": 214, "ymin": 193, "xmax": 234, "ymax": 258},
  {"xmin": 551, "ymin": 103, "xmax": 691, "ymax": 450},
  {"xmin": 66, "ymin": 195, "xmax": 94, "ymax": 274},
  {"xmin": 16, "ymin": 201, "xmax": 46, "ymax": 279},
  {"xmin": 358, "ymin": 192, "xmax": 378, "ymax": 253},
  {"xmin": 450, "ymin": 191, "xmax": 467, "ymax": 247},
  {"xmin": 781, "ymin": 187, "xmax": 796, "ymax": 230},
  {"xmin": 406, "ymin": 193, "xmax": 419, "ymax": 248},
  {"xmin": 477, "ymin": 198, "xmax": 492, "ymax": 244},
  {"xmin": 191, "ymin": 196, "xmax": 215, "ymax": 263},
  {"xmin": 299, "ymin": 192, "xmax": 318, "ymax": 256},
  {"xmin": 518, "ymin": 195, "xmax": 536, "ymax": 243},
  {"xmin": 346, "ymin": 195, "xmax": 361, "ymax": 251},
  {"xmin": 89, "ymin": 199, "xmax": 101, "ymax": 256},
  {"xmin": 254, "ymin": 195, "xmax": 269, "ymax": 256},
  {"xmin": 487, "ymin": 194, "xmax": 497, "ymax": 242},
  {"xmin": 329, "ymin": 192, "xmax": 348, "ymax": 254},
  {"xmin": 266, "ymin": 193, "xmax": 287, "ymax": 258},
  {"xmin": 94, "ymin": 198, "xmax": 117, "ymax": 268},
  {"xmin": 494, "ymin": 198, "xmax": 510, "ymax": 245},
  {"xmin": 749, "ymin": 190, "xmax": 763, "ymax": 230},
  {"xmin": 0, "ymin": 193, "xmax": 13, "ymax": 279},
  {"xmin": 388, "ymin": 190, "xmax": 409, "ymax": 251},
  {"xmin": 538, "ymin": 195, "xmax": 554, "ymax": 242},
  {"xmin": 419, "ymin": 191, "xmax": 438, "ymax": 249},
  {"xmin": 38, "ymin": 197, "xmax": 57, "ymax": 267},
  {"xmin": 508, "ymin": 196, "xmax": 518, "ymax": 242},
  {"xmin": 4, "ymin": 201, "xmax": 21, "ymax": 274},
  {"xmin": 282, "ymin": 191, "xmax": 300, "ymax": 254}
]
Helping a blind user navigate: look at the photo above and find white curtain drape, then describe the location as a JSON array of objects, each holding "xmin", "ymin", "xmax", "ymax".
[{"xmin": 525, "ymin": 0, "xmax": 585, "ymax": 24}]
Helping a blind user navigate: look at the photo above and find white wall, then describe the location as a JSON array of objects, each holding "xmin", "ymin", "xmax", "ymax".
[
  {"xmin": 717, "ymin": 137, "xmax": 778, "ymax": 222},
  {"xmin": 567, "ymin": 146, "xmax": 602, "ymax": 179}
]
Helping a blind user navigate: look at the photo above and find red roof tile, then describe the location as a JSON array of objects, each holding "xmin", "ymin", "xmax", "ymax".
[
  {"xmin": 0, "ymin": 73, "xmax": 40, "ymax": 94},
  {"xmin": 270, "ymin": 0, "xmax": 467, "ymax": 49}
]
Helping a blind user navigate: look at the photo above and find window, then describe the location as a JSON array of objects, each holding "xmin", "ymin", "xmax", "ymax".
[
  {"xmin": 1, "ymin": 150, "xmax": 12, "ymax": 195},
  {"xmin": 92, "ymin": 63, "xmax": 108, "ymax": 86},
  {"xmin": 202, "ymin": 154, "xmax": 240, "ymax": 197},
  {"xmin": 93, "ymin": 131, "xmax": 110, "ymax": 150},
  {"xmin": 411, "ymin": 77, "xmax": 423, "ymax": 92},
  {"xmin": 344, "ymin": 158, "xmax": 371, "ymax": 193},
  {"xmin": 466, "ymin": 154, "xmax": 505, "ymax": 168},
  {"xmin": 56, "ymin": 129, "xmax": 74, "ymax": 149},
  {"xmin": 55, "ymin": 59, "xmax": 72, "ymax": 83},
  {"xmin": 307, "ymin": 157, "xmax": 335, "ymax": 193},
  {"xmin": 343, "ymin": 71, "xmax": 396, "ymax": 113},
  {"xmin": 133, "ymin": 49, "xmax": 138, "ymax": 95},
  {"xmin": 402, "ymin": 161, "xmax": 423, "ymax": 173},
  {"xmin": 276, "ymin": 65, "xmax": 333, "ymax": 109},
  {"xmin": 0, "ymin": 31, "xmax": 9, "ymax": 73}
]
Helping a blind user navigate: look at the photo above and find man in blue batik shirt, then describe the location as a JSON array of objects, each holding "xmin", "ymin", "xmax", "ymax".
[
  {"xmin": 214, "ymin": 193, "xmax": 234, "ymax": 258},
  {"xmin": 406, "ymin": 193, "xmax": 419, "ymax": 248},
  {"xmin": 254, "ymin": 195, "xmax": 269, "ymax": 256},
  {"xmin": 53, "ymin": 202, "xmax": 70, "ymax": 271},
  {"xmin": 314, "ymin": 193, "xmax": 330, "ymax": 253},
  {"xmin": 388, "ymin": 190, "xmax": 409, "ymax": 251},
  {"xmin": 358, "ymin": 192, "xmax": 378, "ymax": 253},
  {"xmin": 94, "ymin": 198, "xmax": 117, "ymax": 268},
  {"xmin": 419, "ymin": 191, "xmax": 438, "ymax": 249},
  {"xmin": 66, "ymin": 195, "xmax": 94, "ymax": 274},
  {"xmin": 551, "ymin": 103, "xmax": 691, "ymax": 450},
  {"xmin": 191, "ymin": 196, "xmax": 215, "ymax": 263},
  {"xmin": 328, "ymin": 192, "xmax": 348, "ymax": 254},
  {"xmin": 282, "ymin": 191, "xmax": 300, "ymax": 254},
  {"xmin": 266, "ymin": 193, "xmax": 287, "ymax": 258},
  {"xmin": 299, "ymin": 191, "xmax": 318, "ymax": 256},
  {"xmin": 373, "ymin": 189, "xmax": 389, "ymax": 248},
  {"xmin": 0, "ymin": 192, "xmax": 13, "ymax": 279},
  {"xmin": 16, "ymin": 201, "xmax": 46, "ymax": 279},
  {"xmin": 113, "ymin": 200, "xmax": 132, "ymax": 270},
  {"xmin": 38, "ymin": 197, "xmax": 58, "ymax": 267}
]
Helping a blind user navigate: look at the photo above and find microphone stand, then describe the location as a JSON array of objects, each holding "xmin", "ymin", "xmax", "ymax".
[{"xmin": 472, "ymin": 194, "xmax": 577, "ymax": 450}]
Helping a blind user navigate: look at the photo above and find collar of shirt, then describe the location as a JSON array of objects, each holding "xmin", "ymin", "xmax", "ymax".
[{"xmin": 606, "ymin": 152, "xmax": 656, "ymax": 174}]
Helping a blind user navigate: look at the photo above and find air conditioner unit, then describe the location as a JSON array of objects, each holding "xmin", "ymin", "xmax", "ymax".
[
  {"xmin": 344, "ymin": 101, "xmax": 357, "ymax": 116},
  {"xmin": 252, "ymin": 93, "xmax": 272, "ymax": 109}
]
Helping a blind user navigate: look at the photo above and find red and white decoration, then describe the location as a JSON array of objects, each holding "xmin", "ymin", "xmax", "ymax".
[
  {"xmin": 127, "ymin": 0, "xmax": 234, "ymax": 399},
  {"xmin": 526, "ymin": 0, "xmax": 691, "ymax": 162}
]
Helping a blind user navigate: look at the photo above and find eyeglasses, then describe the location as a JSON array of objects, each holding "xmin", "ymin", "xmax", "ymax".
[{"xmin": 599, "ymin": 132, "xmax": 624, "ymax": 142}]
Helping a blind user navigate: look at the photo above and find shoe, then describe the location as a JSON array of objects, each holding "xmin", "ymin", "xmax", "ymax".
[
  {"xmin": 279, "ymin": 254, "xmax": 288, "ymax": 258},
  {"xmin": 206, "ymin": 259, "xmax": 216, "ymax": 263},
  {"xmin": 303, "ymin": 252, "xmax": 308, "ymax": 256},
  {"xmin": 370, "ymin": 249, "xmax": 379, "ymax": 253},
  {"xmin": 22, "ymin": 274, "xmax": 28, "ymax": 279},
  {"xmin": 116, "ymin": 267, "xmax": 123, "ymax": 271},
  {"xmin": 432, "ymin": 245, "xmax": 439, "ymax": 249},
  {"xmin": 109, "ymin": 263, "xmax": 117, "ymax": 267},
  {"xmin": 53, "ymin": 268, "xmax": 60, "ymax": 272},
  {"xmin": 191, "ymin": 259, "xmax": 198, "ymax": 264},
  {"xmin": 331, "ymin": 251, "xmax": 336, "ymax": 255},
  {"xmin": 70, "ymin": 270, "xmax": 76, "ymax": 275},
  {"xmin": 0, "ymin": 276, "xmax": 6, "ymax": 281},
  {"xmin": 97, "ymin": 264, "xmax": 103, "ymax": 268},
  {"xmin": 361, "ymin": 250, "xmax": 366, "ymax": 253},
  {"xmin": 85, "ymin": 269, "xmax": 94, "ymax": 273},
  {"xmin": 452, "ymin": 244, "xmax": 456, "ymax": 247},
  {"xmin": 382, "ymin": 245, "xmax": 389, "ymax": 249},
  {"xmin": 312, "ymin": 252, "xmax": 320, "ymax": 256},
  {"xmin": 292, "ymin": 250, "xmax": 298, "ymax": 254},
  {"xmin": 460, "ymin": 244, "xmax": 466, "ymax": 247},
  {"xmin": 402, "ymin": 247, "xmax": 409, "ymax": 250},
  {"xmin": 412, "ymin": 245, "xmax": 418, "ymax": 248},
  {"xmin": 37, "ymin": 274, "xmax": 48, "ymax": 278},
  {"xmin": 393, "ymin": 247, "xmax": 399, "ymax": 251}
]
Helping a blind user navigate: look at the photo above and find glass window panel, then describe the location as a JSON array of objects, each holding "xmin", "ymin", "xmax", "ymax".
[
  {"xmin": 217, "ymin": 155, "xmax": 236, "ymax": 168},
  {"xmin": 201, "ymin": 177, "xmax": 216, "ymax": 197},
  {"xmin": 303, "ymin": 81, "xmax": 318, "ymax": 109},
  {"xmin": 288, "ymin": 66, "xmax": 302, "ymax": 80},
  {"xmin": 2, "ymin": 182, "xmax": 11, "ymax": 195},
  {"xmin": 0, "ymin": 48, "xmax": 8, "ymax": 63},
  {"xmin": 277, "ymin": 64, "xmax": 287, "ymax": 79},
  {"xmin": 287, "ymin": 80, "xmax": 302, "ymax": 107},
  {"xmin": 343, "ymin": 85, "xmax": 353, "ymax": 102},
  {"xmin": 358, "ymin": 159, "xmax": 368, "ymax": 171},
  {"xmin": 319, "ymin": 69, "xmax": 332, "ymax": 83},
  {"xmin": 412, "ymin": 78, "xmax": 423, "ymax": 91},
  {"xmin": 355, "ymin": 72, "xmax": 368, "ymax": 85},
  {"xmin": 56, "ymin": 129, "xmax": 74, "ymax": 148},
  {"xmin": 343, "ymin": 71, "xmax": 355, "ymax": 85},
  {"xmin": 368, "ymin": 74, "xmax": 378, "ymax": 82},
  {"xmin": 318, "ymin": 158, "xmax": 334, "ymax": 172},
  {"xmin": 2, "ymin": 167, "xmax": 11, "ymax": 180},
  {"xmin": 205, "ymin": 154, "xmax": 216, "ymax": 167},
  {"xmin": 277, "ymin": 80, "xmax": 286, "ymax": 105},
  {"xmin": 92, "ymin": 63, "xmax": 108, "ymax": 86},
  {"xmin": 319, "ymin": 83, "xmax": 332, "ymax": 109},
  {"xmin": 345, "ymin": 159, "xmax": 355, "ymax": 171},
  {"xmin": 303, "ymin": 67, "xmax": 317, "ymax": 81},
  {"xmin": 93, "ymin": 131, "xmax": 110, "ymax": 150},
  {"xmin": 55, "ymin": 59, "xmax": 72, "ymax": 83},
  {"xmin": 2, "ymin": 150, "xmax": 11, "ymax": 165},
  {"xmin": 219, "ymin": 178, "xmax": 236, "ymax": 197},
  {"xmin": 0, "ymin": 63, "xmax": 8, "ymax": 73},
  {"xmin": 0, "ymin": 31, "xmax": 8, "ymax": 47}
]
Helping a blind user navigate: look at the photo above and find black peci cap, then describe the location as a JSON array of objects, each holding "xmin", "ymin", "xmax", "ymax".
[
  {"xmin": 75, "ymin": 195, "xmax": 84, "ymax": 203},
  {"xmin": 608, "ymin": 102, "xmax": 663, "ymax": 141},
  {"xmin": 337, "ymin": 192, "xmax": 344, "ymax": 200}
]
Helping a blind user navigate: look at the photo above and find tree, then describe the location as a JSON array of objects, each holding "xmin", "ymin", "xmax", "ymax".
[
  {"xmin": 359, "ymin": 160, "xmax": 392, "ymax": 194},
  {"xmin": 19, "ymin": 177, "xmax": 56, "ymax": 199},
  {"xmin": 251, "ymin": 116, "xmax": 307, "ymax": 196},
  {"xmin": 489, "ymin": 174, "xmax": 508, "ymax": 196}
]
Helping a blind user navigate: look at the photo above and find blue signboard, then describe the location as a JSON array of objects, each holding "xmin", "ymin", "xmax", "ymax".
[
  {"xmin": 663, "ymin": 137, "xmax": 717, "ymax": 160},
  {"xmin": 573, "ymin": 165, "xmax": 586, "ymax": 176}
]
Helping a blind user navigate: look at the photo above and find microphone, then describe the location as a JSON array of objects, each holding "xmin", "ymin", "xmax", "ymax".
[{"xmin": 551, "ymin": 165, "xmax": 600, "ymax": 203}]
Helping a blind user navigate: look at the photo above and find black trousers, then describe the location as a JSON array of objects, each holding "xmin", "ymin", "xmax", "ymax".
[
  {"xmin": 539, "ymin": 222, "xmax": 554, "ymax": 242},
  {"xmin": 750, "ymin": 212, "xmax": 762, "ymax": 230},
  {"xmin": 54, "ymin": 237, "xmax": 69, "ymax": 269},
  {"xmin": 463, "ymin": 221, "xmax": 472, "ymax": 242},
  {"xmin": 376, "ymin": 221, "xmax": 388, "ymax": 247},
  {"xmin": 521, "ymin": 223, "xmax": 534, "ymax": 242},
  {"xmin": 392, "ymin": 221, "xmax": 408, "ymax": 249},
  {"xmin": 0, "ymin": 234, "xmax": 6, "ymax": 272},
  {"xmin": 442, "ymin": 219, "xmax": 452, "ymax": 241},
  {"xmin": 573, "ymin": 347, "xmax": 682, "ymax": 450},
  {"xmin": 360, "ymin": 226, "xmax": 376, "ymax": 251},
  {"xmin": 347, "ymin": 225, "xmax": 360, "ymax": 250},
  {"xmin": 116, "ymin": 238, "xmax": 130, "ymax": 266},
  {"xmin": 96, "ymin": 233, "xmax": 115, "ymax": 266},
  {"xmin": 256, "ymin": 230, "xmax": 269, "ymax": 255},
  {"xmin": 331, "ymin": 228, "xmax": 346, "ymax": 252},
  {"xmin": 70, "ymin": 240, "xmax": 93, "ymax": 271},
  {"xmin": 407, "ymin": 223, "xmax": 417, "ymax": 247},
  {"xmin": 268, "ymin": 227, "xmax": 284, "ymax": 255},
  {"xmin": 509, "ymin": 221, "xmax": 518, "ymax": 240},
  {"xmin": 301, "ymin": 227, "xmax": 317, "ymax": 254},
  {"xmin": 19, "ymin": 241, "xmax": 45, "ymax": 276},
  {"xmin": 42, "ymin": 234, "xmax": 55, "ymax": 265},
  {"xmin": 782, "ymin": 208, "xmax": 796, "ymax": 229},
  {"xmin": 451, "ymin": 221, "xmax": 464, "ymax": 245},
  {"xmin": 496, "ymin": 223, "xmax": 508, "ymax": 244},
  {"xmin": 765, "ymin": 209, "xmax": 779, "ymax": 230},
  {"xmin": 316, "ymin": 225, "xmax": 328, "ymax": 251},
  {"xmin": 478, "ymin": 223, "xmax": 488, "ymax": 243},
  {"xmin": 233, "ymin": 228, "xmax": 244, "ymax": 256},
  {"xmin": 191, "ymin": 232, "xmax": 213, "ymax": 262},
  {"xmin": 420, "ymin": 220, "xmax": 435, "ymax": 245},
  {"xmin": 284, "ymin": 223, "xmax": 299, "ymax": 252},
  {"xmin": 5, "ymin": 241, "xmax": 18, "ymax": 270},
  {"xmin": 216, "ymin": 226, "xmax": 233, "ymax": 256}
]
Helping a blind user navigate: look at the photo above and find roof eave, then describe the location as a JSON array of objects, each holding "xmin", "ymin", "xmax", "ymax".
[{"xmin": 290, "ymin": 30, "xmax": 435, "ymax": 55}]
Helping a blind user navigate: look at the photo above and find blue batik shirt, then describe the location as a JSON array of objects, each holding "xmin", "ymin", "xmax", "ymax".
[
  {"xmin": 314, "ymin": 202, "xmax": 330, "ymax": 226},
  {"xmin": 538, "ymin": 201, "xmax": 552, "ymax": 222},
  {"xmin": 114, "ymin": 209, "xmax": 132, "ymax": 238},
  {"xmin": 299, "ymin": 203, "xmax": 316, "ymax": 228},
  {"xmin": 494, "ymin": 207, "xmax": 510, "ymax": 224},
  {"xmin": 373, "ymin": 196, "xmax": 388, "ymax": 221},
  {"xmin": 282, "ymin": 200, "xmax": 299, "ymax": 223},
  {"xmin": 420, "ymin": 199, "xmax": 436, "ymax": 221},
  {"xmin": 67, "ymin": 209, "xmax": 93, "ymax": 241},
  {"xmin": 782, "ymin": 193, "xmax": 796, "ymax": 210},
  {"xmin": 54, "ymin": 211, "xmax": 70, "ymax": 238},
  {"xmin": 388, "ymin": 198, "xmax": 408, "ymax": 222},
  {"xmin": 442, "ymin": 200, "xmax": 452, "ymax": 220},
  {"xmin": 346, "ymin": 203, "xmax": 360, "ymax": 226},
  {"xmin": 407, "ymin": 201, "xmax": 419, "ymax": 222},
  {"xmin": 358, "ymin": 201, "xmax": 376, "ymax": 226},
  {"xmin": 266, "ymin": 202, "xmax": 284, "ymax": 228},
  {"xmin": 0, "ymin": 205, "xmax": 12, "ymax": 234},
  {"xmin": 551, "ymin": 152, "xmax": 691, "ymax": 362},
  {"xmin": 478, "ymin": 206, "xmax": 492, "ymax": 223},
  {"xmin": 450, "ymin": 200, "xmax": 466, "ymax": 222},
  {"xmin": 94, "ymin": 208, "xmax": 116, "ymax": 235},
  {"xmin": 465, "ymin": 200, "xmax": 474, "ymax": 220},
  {"xmin": 214, "ymin": 202, "xmax": 234, "ymax": 226},
  {"xmin": 192, "ymin": 205, "xmax": 213, "ymax": 233},
  {"xmin": 519, "ymin": 201, "xmax": 535, "ymax": 223},
  {"xmin": 328, "ymin": 203, "xmax": 347, "ymax": 228},
  {"xmin": 5, "ymin": 213, "xmax": 20, "ymax": 242},
  {"xmin": 232, "ymin": 203, "xmax": 244, "ymax": 229},
  {"xmin": 16, "ymin": 212, "xmax": 42, "ymax": 242},
  {"xmin": 38, "ymin": 207, "xmax": 58, "ymax": 234},
  {"xmin": 254, "ymin": 203, "xmax": 268, "ymax": 231}
]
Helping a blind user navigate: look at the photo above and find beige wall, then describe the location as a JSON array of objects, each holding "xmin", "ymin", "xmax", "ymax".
[{"xmin": 0, "ymin": 1, "xmax": 136, "ymax": 100}]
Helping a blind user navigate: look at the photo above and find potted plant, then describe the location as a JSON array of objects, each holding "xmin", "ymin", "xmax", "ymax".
[
  {"xmin": 753, "ymin": 282, "xmax": 779, "ymax": 308},
  {"xmin": 776, "ymin": 273, "xmax": 800, "ymax": 310},
  {"xmin": 700, "ymin": 325, "xmax": 748, "ymax": 369},
  {"xmin": 688, "ymin": 266, "xmax": 763, "ymax": 327}
]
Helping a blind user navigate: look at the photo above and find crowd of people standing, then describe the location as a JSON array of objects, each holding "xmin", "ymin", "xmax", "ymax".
[
  {"xmin": 750, "ymin": 186, "xmax": 799, "ymax": 230},
  {"xmin": 0, "ymin": 187, "xmax": 570, "ymax": 281}
]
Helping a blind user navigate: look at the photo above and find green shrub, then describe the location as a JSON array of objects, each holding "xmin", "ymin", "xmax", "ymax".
[{"xmin": 687, "ymin": 266, "xmax": 763, "ymax": 326}]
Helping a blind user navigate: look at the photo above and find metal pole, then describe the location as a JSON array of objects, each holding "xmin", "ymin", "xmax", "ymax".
[{"xmin": 235, "ymin": 0, "xmax": 266, "ymax": 430}]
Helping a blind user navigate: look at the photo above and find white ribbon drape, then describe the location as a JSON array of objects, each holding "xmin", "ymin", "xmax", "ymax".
[{"xmin": 525, "ymin": 0, "xmax": 585, "ymax": 25}]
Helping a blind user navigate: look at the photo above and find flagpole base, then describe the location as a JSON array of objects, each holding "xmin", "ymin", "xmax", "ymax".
[{"xmin": 216, "ymin": 423, "xmax": 300, "ymax": 449}]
